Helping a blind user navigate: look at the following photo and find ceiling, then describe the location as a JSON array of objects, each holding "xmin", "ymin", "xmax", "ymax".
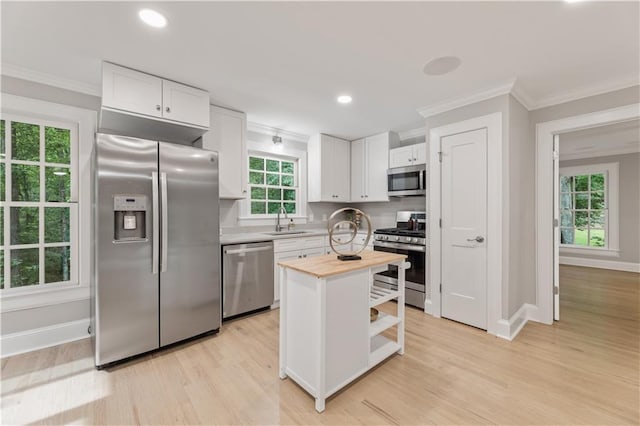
[
  {"xmin": 560, "ymin": 119, "xmax": 640, "ymax": 159},
  {"xmin": 1, "ymin": 1, "xmax": 639, "ymax": 140}
]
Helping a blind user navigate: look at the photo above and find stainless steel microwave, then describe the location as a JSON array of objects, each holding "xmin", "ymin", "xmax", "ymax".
[{"xmin": 387, "ymin": 164, "xmax": 426, "ymax": 196}]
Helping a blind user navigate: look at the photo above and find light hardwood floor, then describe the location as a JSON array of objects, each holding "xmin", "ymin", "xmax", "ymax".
[{"xmin": 2, "ymin": 265, "xmax": 638, "ymax": 425}]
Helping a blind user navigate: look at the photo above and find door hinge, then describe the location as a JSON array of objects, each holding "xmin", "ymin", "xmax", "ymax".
[
  {"xmin": 553, "ymin": 150, "xmax": 559, "ymax": 160},
  {"xmin": 439, "ymin": 218, "xmax": 442, "ymax": 228},
  {"xmin": 438, "ymin": 151, "xmax": 443, "ymax": 163},
  {"xmin": 439, "ymin": 283, "xmax": 442, "ymax": 293},
  {"xmin": 554, "ymin": 286, "xmax": 559, "ymax": 295},
  {"xmin": 553, "ymin": 218, "xmax": 559, "ymax": 228}
]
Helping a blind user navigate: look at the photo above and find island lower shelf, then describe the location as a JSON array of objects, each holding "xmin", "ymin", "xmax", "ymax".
[{"xmin": 278, "ymin": 251, "xmax": 408, "ymax": 413}]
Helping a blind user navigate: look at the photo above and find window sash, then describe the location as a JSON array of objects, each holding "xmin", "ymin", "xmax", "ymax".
[
  {"xmin": 1, "ymin": 114, "xmax": 78, "ymax": 291},
  {"xmin": 248, "ymin": 153, "xmax": 299, "ymax": 217}
]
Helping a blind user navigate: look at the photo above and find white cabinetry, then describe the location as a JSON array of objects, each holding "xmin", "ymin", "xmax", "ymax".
[
  {"xmin": 273, "ymin": 236, "xmax": 325, "ymax": 304},
  {"xmin": 351, "ymin": 132, "xmax": 393, "ymax": 202},
  {"xmin": 389, "ymin": 143, "xmax": 427, "ymax": 168},
  {"xmin": 100, "ymin": 62, "xmax": 210, "ymax": 142},
  {"xmin": 201, "ymin": 105, "xmax": 247, "ymax": 199},
  {"xmin": 308, "ymin": 134, "xmax": 350, "ymax": 202}
]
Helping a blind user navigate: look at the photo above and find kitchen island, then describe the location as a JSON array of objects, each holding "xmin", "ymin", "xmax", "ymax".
[{"xmin": 278, "ymin": 251, "xmax": 408, "ymax": 412}]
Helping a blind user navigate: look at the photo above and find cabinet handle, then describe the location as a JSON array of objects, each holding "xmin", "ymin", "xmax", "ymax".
[
  {"xmin": 408, "ymin": 158, "xmax": 412, "ymax": 162},
  {"xmin": 303, "ymin": 254, "xmax": 307, "ymax": 258},
  {"xmin": 165, "ymin": 106, "xmax": 171, "ymax": 113},
  {"xmin": 413, "ymin": 158, "xmax": 417, "ymax": 161},
  {"xmin": 156, "ymin": 104, "xmax": 161, "ymax": 111}
]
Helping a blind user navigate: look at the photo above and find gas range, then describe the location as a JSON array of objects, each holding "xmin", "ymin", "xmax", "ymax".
[{"xmin": 373, "ymin": 211, "xmax": 427, "ymax": 247}]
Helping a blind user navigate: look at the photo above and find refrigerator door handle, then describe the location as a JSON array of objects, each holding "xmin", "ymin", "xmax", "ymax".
[
  {"xmin": 152, "ymin": 172, "xmax": 159, "ymax": 274},
  {"xmin": 160, "ymin": 172, "xmax": 168, "ymax": 272}
]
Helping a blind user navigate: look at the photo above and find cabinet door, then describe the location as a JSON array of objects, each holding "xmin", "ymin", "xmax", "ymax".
[
  {"xmin": 102, "ymin": 62, "xmax": 163, "ymax": 118},
  {"xmin": 413, "ymin": 143, "xmax": 427, "ymax": 165},
  {"xmin": 389, "ymin": 146, "xmax": 414, "ymax": 168},
  {"xmin": 162, "ymin": 80, "xmax": 210, "ymax": 128},
  {"xmin": 301, "ymin": 247, "xmax": 325, "ymax": 258},
  {"xmin": 320, "ymin": 136, "xmax": 336, "ymax": 201},
  {"xmin": 274, "ymin": 250, "xmax": 302, "ymax": 304},
  {"xmin": 332, "ymin": 137, "xmax": 351, "ymax": 201},
  {"xmin": 365, "ymin": 133, "xmax": 389, "ymax": 202},
  {"xmin": 202, "ymin": 106, "xmax": 247, "ymax": 199},
  {"xmin": 351, "ymin": 138, "xmax": 366, "ymax": 201}
]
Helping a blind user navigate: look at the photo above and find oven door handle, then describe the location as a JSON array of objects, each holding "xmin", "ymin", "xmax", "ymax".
[{"xmin": 373, "ymin": 241, "xmax": 426, "ymax": 252}]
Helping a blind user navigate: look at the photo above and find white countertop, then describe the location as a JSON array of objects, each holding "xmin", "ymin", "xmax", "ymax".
[{"xmin": 220, "ymin": 228, "xmax": 362, "ymax": 245}]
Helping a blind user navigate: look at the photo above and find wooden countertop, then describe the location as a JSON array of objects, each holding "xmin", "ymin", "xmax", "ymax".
[{"xmin": 277, "ymin": 250, "xmax": 406, "ymax": 278}]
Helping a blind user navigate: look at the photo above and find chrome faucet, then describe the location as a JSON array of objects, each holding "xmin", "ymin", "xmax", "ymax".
[{"xmin": 276, "ymin": 206, "xmax": 288, "ymax": 232}]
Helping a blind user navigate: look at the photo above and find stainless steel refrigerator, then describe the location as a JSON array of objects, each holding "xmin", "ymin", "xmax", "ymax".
[{"xmin": 92, "ymin": 133, "xmax": 220, "ymax": 368}]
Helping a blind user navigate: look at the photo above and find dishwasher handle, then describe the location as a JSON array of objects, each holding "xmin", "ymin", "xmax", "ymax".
[{"xmin": 225, "ymin": 246, "xmax": 272, "ymax": 255}]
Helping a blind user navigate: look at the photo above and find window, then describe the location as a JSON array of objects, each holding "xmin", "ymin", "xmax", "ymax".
[
  {"xmin": 0, "ymin": 114, "xmax": 78, "ymax": 292},
  {"xmin": 559, "ymin": 162, "xmax": 619, "ymax": 251},
  {"xmin": 248, "ymin": 153, "xmax": 298, "ymax": 216}
]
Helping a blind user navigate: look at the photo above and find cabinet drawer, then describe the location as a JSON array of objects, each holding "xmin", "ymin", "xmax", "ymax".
[
  {"xmin": 274, "ymin": 238, "xmax": 301, "ymax": 253},
  {"xmin": 301, "ymin": 236, "xmax": 325, "ymax": 249}
]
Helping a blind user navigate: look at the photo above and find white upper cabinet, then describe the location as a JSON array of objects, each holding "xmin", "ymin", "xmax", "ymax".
[
  {"xmin": 201, "ymin": 105, "xmax": 247, "ymax": 199},
  {"xmin": 308, "ymin": 134, "xmax": 350, "ymax": 202},
  {"xmin": 389, "ymin": 143, "xmax": 427, "ymax": 168},
  {"xmin": 351, "ymin": 132, "xmax": 392, "ymax": 202},
  {"xmin": 101, "ymin": 62, "xmax": 210, "ymax": 130}
]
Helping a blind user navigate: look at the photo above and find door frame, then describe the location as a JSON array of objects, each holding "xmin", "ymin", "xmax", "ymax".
[
  {"xmin": 535, "ymin": 103, "xmax": 640, "ymax": 325},
  {"xmin": 428, "ymin": 112, "xmax": 503, "ymax": 337}
]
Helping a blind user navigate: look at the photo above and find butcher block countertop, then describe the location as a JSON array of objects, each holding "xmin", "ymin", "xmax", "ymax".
[{"xmin": 277, "ymin": 250, "xmax": 406, "ymax": 278}]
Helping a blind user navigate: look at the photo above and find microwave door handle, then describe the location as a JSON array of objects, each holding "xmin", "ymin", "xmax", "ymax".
[{"xmin": 419, "ymin": 169, "xmax": 425, "ymax": 190}]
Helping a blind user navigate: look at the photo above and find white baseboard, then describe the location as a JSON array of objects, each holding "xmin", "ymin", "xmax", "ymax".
[
  {"xmin": 0, "ymin": 318, "xmax": 90, "ymax": 358},
  {"xmin": 424, "ymin": 299, "xmax": 433, "ymax": 315},
  {"xmin": 560, "ymin": 256, "xmax": 640, "ymax": 273},
  {"xmin": 496, "ymin": 303, "xmax": 538, "ymax": 341}
]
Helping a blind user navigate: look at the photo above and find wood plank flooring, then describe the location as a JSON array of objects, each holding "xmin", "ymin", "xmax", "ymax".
[{"xmin": 1, "ymin": 265, "xmax": 638, "ymax": 425}]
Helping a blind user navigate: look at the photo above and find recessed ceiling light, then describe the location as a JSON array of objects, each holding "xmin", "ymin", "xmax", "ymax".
[
  {"xmin": 423, "ymin": 56, "xmax": 461, "ymax": 76},
  {"xmin": 139, "ymin": 9, "xmax": 167, "ymax": 28},
  {"xmin": 337, "ymin": 95, "xmax": 352, "ymax": 104}
]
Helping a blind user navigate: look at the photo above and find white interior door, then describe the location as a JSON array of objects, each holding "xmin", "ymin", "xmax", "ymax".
[
  {"xmin": 441, "ymin": 128, "xmax": 488, "ymax": 330},
  {"xmin": 553, "ymin": 135, "xmax": 560, "ymax": 321}
]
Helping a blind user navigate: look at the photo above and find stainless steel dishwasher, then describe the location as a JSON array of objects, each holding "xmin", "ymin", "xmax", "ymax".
[{"xmin": 222, "ymin": 241, "xmax": 274, "ymax": 319}]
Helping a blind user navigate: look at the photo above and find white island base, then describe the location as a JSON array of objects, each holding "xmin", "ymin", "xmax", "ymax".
[{"xmin": 278, "ymin": 251, "xmax": 408, "ymax": 413}]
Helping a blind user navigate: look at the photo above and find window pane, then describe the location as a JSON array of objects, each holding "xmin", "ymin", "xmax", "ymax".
[
  {"xmin": 45, "ymin": 127, "xmax": 71, "ymax": 164},
  {"xmin": 268, "ymin": 188, "xmax": 281, "ymax": 200},
  {"xmin": 250, "ymin": 187, "xmax": 266, "ymax": 200},
  {"xmin": 560, "ymin": 176, "xmax": 572, "ymax": 193},
  {"xmin": 0, "ymin": 163, "xmax": 4, "ymax": 202},
  {"xmin": 560, "ymin": 210, "xmax": 573, "ymax": 227},
  {"xmin": 281, "ymin": 175, "xmax": 294, "ymax": 187},
  {"xmin": 12, "ymin": 164, "xmax": 40, "ymax": 201},
  {"xmin": 575, "ymin": 193, "xmax": 589, "ymax": 210},
  {"xmin": 283, "ymin": 189, "xmax": 296, "ymax": 201},
  {"xmin": 10, "ymin": 248, "xmax": 39, "ymax": 287},
  {"xmin": 249, "ymin": 157, "xmax": 264, "ymax": 171},
  {"xmin": 266, "ymin": 174, "xmax": 279, "ymax": 186},
  {"xmin": 45, "ymin": 246, "xmax": 71, "ymax": 283},
  {"xmin": 45, "ymin": 207, "xmax": 70, "ymax": 243},
  {"xmin": 249, "ymin": 171, "xmax": 264, "ymax": 185},
  {"xmin": 267, "ymin": 202, "xmax": 281, "ymax": 214},
  {"xmin": 251, "ymin": 202, "xmax": 266, "ymax": 214},
  {"xmin": 0, "ymin": 250, "xmax": 3, "ymax": 289},
  {"xmin": 589, "ymin": 210, "xmax": 605, "ymax": 228},
  {"xmin": 282, "ymin": 162, "xmax": 294, "ymax": 174},
  {"xmin": 590, "ymin": 174, "xmax": 604, "ymax": 191},
  {"xmin": 0, "ymin": 119, "xmax": 5, "ymax": 158},
  {"xmin": 574, "ymin": 175, "xmax": 588, "ymax": 191},
  {"xmin": 11, "ymin": 121, "xmax": 40, "ymax": 161},
  {"xmin": 589, "ymin": 229, "xmax": 605, "ymax": 247},
  {"xmin": 45, "ymin": 167, "xmax": 71, "ymax": 202},
  {"xmin": 591, "ymin": 191, "xmax": 605, "ymax": 209},
  {"xmin": 560, "ymin": 228, "xmax": 574, "ymax": 245},
  {"xmin": 283, "ymin": 202, "xmax": 296, "ymax": 214},
  {"xmin": 573, "ymin": 228, "xmax": 588, "ymax": 246},
  {"xmin": 10, "ymin": 207, "xmax": 39, "ymax": 245},
  {"xmin": 266, "ymin": 159, "xmax": 279, "ymax": 172},
  {"xmin": 575, "ymin": 211, "xmax": 588, "ymax": 229}
]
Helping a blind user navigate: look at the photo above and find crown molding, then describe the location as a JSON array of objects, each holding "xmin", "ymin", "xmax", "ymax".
[
  {"xmin": 247, "ymin": 121, "xmax": 309, "ymax": 143},
  {"xmin": 1, "ymin": 63, "xmax": 101, "ymax": 97},
  {"xmin": 530, "ymin": 75, "xmax": 640, "ymax": 111},
  {"xmin": 560, "ymin": 144, "xmax": 640, "ymax": 161},
  {"xmin": 417, "ymin": 78, "xmax": 523, "ymax": 118},
  {"xmin": 398, "ymin": 127, "xmax": 426, "ymax": 141}
]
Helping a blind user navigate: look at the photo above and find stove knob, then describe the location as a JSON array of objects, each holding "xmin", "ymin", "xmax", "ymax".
[
  {"xmin": 393, "ymin": 236, "xmax": 400, "ymax": 242},
  {"xmin": 411, "ymin": 238, "xmax": 417, "ymax": 243},
  {"xmin": 384, "ymin": 235, "xmax": 389, "ymax": 241}
]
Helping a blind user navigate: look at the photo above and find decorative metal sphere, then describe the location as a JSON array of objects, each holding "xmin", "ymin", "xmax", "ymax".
[{"xmin": 327, "ymin": 207, "xmax": 372, "ymax": 257}]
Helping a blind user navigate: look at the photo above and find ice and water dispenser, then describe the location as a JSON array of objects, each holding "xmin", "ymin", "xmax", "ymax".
[{"xmin": 113, "ymin": 195, "xmax": 147, "ymax": 242}]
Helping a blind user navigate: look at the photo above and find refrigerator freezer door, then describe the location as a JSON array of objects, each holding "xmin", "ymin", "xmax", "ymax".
[
  {"xmin": 159, "ymin": 142, "xmax": 221, "ymax": 346},
  {"xmin": 95, "ymin": 134, "xmax": 159, "ymax": 366}
]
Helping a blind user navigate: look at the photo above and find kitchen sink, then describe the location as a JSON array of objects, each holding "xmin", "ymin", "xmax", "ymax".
[{"xmin": 264, "ymin": 230, "xmax": 312, "ymax": 236}]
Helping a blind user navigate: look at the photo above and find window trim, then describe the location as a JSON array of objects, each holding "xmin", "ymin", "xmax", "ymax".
[
  {"xmin": 559, "ymin": 162, "xmax": 619, "ymax": 256},
  {"xmin": 0, "ymin": 94, "xmax": 96, "ymax": 313},
  {"xmin": 238, "ymin": 141, "xmax": 308, "ymax": 226}
]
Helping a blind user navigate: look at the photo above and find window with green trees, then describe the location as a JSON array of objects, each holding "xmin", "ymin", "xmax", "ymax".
[
  {"xmin": 0, "ymin": 115, "xmax": 77, "ymax": 291},
  {"xmin": 559, "ymin": 172, "xmax": 607, "ymax": 248},
  {"xmin": 248, "ymin": 154, "xmax": 297, "ymax": 216}
]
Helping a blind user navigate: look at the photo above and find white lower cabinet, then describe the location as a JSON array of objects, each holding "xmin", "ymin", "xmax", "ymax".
[{"xmin": 273, "ymin": 236, "xmax": 325, "ymax": 304}]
